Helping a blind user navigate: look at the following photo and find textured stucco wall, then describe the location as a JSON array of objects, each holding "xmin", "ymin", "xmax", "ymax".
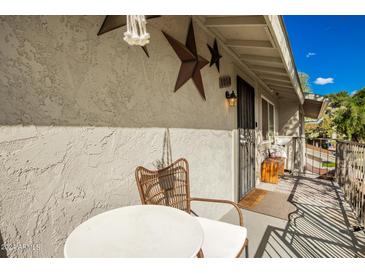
[
  {"xmin": 0, "ymin": 16, "xmax": 237, "ymax": 257},
  {"xmin": 0, "ymin": 16, "xmax": 236, "ymax": 130},
  {"xmin": 278, "ymin": 98, "xmax": 300, "ymax": 136},
  {"xmin": 277, "ymin": 98, "xmax": 302, "ymax": 172},
  {"xmin": 0, "ymin": 126, "xmax": 232, "ymax": 257},
  {"xmin": 0, "ymin": 15, "xmax": 301, "ymax": 257}
]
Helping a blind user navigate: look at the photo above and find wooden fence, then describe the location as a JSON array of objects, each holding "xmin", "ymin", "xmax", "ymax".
[{"xmin": 336, "ymin": 140, "xmax": 365, "ymax": 226}]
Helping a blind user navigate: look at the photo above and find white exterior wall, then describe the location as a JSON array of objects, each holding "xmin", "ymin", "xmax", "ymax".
[
  {"xmin": 278, "ymin": 98, "xmax": 301, "ymax": 136},
  {"xmin": 0, "ymin": 15, "xmax": 302, "ymax": 257},
  {"xmin": 277, "ymin": 98, "xmax": 303, "ymax": 171},
  {"xmin": 0, "ymin": 15, "xmax": 245, "ymax": 257},
  {"xmin": 0, "ymin": 126, "xmax": 234, "ymax": 257}
]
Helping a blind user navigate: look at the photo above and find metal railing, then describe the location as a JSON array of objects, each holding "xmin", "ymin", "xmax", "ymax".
[
  {"xmin": 306, "ymin": 138, "xmax": 337, "ymax": 177},
  {"xmin": 287, "ymin": 137, "xmax": 336, "ymax": 175},
  {"xmin": 285, "ymin": 137, "xmax": 364, "ymax": 225}
]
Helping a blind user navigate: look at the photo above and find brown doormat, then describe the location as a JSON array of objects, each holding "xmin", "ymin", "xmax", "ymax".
[{"xmin": 238, "ymin": 188, "xmax": 296, "ymax": 221}]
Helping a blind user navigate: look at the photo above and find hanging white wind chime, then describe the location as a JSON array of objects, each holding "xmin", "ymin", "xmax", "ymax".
[{"xmin": 123, "ymin": 15, "xmax": 150, "ymax": 46}]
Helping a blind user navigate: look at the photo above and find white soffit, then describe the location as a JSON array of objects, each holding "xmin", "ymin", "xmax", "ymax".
[{"xmin": 199, "ymin": 15, "xmax": 304, "ymax": 103}]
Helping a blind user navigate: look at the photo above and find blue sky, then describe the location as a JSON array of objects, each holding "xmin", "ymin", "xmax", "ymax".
[{"xmin": 283, "ymin": 16, "xmax": 365, "ymax": 95}]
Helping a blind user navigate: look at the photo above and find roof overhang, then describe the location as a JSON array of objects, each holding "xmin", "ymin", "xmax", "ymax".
[
  {"xmin": 303, "ymin": 93, "xmax": 330, "ymax": 119},
  {"xmin": 195, "ymin": 15, "xmax": 304, "ymax": 104}
]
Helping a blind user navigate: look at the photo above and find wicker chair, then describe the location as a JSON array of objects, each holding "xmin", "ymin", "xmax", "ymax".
[{"xmin": 135, "ymin": 158, "xmax": 248, "ymax": 258}]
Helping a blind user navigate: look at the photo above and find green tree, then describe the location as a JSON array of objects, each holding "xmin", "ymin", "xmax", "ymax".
[
  {"xmin": 301, "ymin": 71, "xmax": 365, "ymax": 142},
  {"xmin": 305, "ymin": 111, "xmax": 335, "ymax": 139},
  {"xmin": 298, "ymin": 72, "xmax": 312, "ymax": 93},
  {"xmin": 332, "ymin": 88, "xmax": 365, "ymax": 142},
  {"xmin": 326, "ymin": 91, "xmax": 349, "ymax": 108},
  {"xmin": 304, "ymin": 89, "xmax": 365, "ymax": 142}
]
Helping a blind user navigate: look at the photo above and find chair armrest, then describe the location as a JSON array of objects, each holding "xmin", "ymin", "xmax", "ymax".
[{"xmin": 190, "ymin": 197, "xmax": 243, "ymax": 226}]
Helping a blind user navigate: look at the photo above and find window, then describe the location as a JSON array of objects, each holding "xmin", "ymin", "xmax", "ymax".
[{"xmin": 261, "ymin": 97, "xmax": 275, "ymax": 140}]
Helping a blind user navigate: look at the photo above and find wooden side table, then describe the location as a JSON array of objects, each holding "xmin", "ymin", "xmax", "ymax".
[
  {"xmin": 274, "ymin": 157, "xmax": 285, "ymax": 176},
  {"xmin": 261, "ymin": 158, "xmax": 279, "ymax": 184},
  {"xmin": 261, "ymin": 157, "xmax": 285, "ymax": 184}
]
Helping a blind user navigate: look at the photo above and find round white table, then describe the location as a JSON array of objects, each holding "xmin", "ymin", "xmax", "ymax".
[{"xmin": 64, "ymin": 205, "xmax": 204, "ymax": 258}]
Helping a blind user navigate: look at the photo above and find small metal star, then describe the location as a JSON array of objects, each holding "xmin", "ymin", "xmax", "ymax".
[{"xmin": 207, "ymin": 39, "xmax": 222, "ymax": 72}]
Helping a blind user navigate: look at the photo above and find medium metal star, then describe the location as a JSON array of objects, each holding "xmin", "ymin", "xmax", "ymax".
[
  {"xmin": 207, "ymin": 39, "xmax": 222, "ymax": 72},
  {"xmin": 162, "ymin": 20, "xmax": 209, "ymax": 100}
]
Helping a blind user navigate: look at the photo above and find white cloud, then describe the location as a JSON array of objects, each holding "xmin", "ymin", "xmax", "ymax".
[
  {"xmin": 306, "ymin": 52, "xmax": 316, "ymax": 58},
  {"xmin": 314, "ymin": 77, "xmax": 334, "ymax": 85}
]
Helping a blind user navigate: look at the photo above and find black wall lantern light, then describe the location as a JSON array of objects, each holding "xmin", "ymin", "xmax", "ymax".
[
  {"xmin": 219, "ymin": 75, "xmax": 237, "ymax": 107},
  {"xmin": 225, "ymin": 90, "xmax": 237, "ymax": 107}
]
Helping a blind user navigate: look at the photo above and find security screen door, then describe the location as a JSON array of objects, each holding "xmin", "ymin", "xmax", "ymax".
[{"xmin": 237, "ymin": 76, "xmax": 256, "ymax": 200}]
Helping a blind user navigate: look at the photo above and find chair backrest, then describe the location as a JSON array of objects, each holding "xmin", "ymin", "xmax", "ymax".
[{"xmin": 135, "ymin": 158, "xmax": 191, "ymax": 213}]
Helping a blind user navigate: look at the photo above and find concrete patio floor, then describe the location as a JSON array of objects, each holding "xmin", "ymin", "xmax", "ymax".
[{"xmin": 221, "ymin": 174, "xmax": 365, "ymax": 258}]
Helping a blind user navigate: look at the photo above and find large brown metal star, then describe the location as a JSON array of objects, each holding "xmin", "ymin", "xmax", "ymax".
[{"xmin": 162, "ymin": 20, "xmax": 209, "ymax": 100}]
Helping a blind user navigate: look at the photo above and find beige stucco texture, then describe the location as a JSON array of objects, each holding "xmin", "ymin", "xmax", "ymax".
[
  {"xmin": 0, "ymin": 15, "xmax": 301, "ymax": 257},
  {"xmin": 0, "ymin": 16, "xmax": 237, "ymax": 130},
  {"xmin": 0, "ymin": 16, "xmax": 238, "ymax": 257}
]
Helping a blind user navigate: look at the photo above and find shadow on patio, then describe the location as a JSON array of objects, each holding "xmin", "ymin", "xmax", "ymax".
[
  {"xmin": 255, "ymin": 175, "xmax": 365, "ymax": 257},
  {"xmin": 223, "ymin": 174, "xmax": 365, "ymax": 258}
]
